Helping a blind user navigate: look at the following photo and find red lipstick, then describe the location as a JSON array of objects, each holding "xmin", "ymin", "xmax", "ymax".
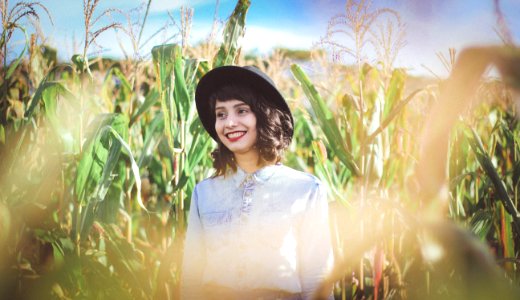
[{"xmin": 226, "ymin": 131, "xmax": 246, "ymax": 142}]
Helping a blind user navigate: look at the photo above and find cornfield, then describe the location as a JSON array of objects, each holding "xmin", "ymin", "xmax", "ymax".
[{"xmin": 1, "ymin": 0, "xmax": 519, "ymax": 299}]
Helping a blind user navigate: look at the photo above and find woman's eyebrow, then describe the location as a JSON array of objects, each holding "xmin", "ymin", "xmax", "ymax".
[
  {"xmin": 233, "ymin": 103, "xmax": 249, "ymax": 108},
  {"xmin": 214, "ymin": 103, "xmax": 249, "ymax": 110}
]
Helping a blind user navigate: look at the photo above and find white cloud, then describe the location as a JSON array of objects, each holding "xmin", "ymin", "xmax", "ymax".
[
  {"xmin": 396, "ymin": 7, "xmax": 503, "ymax": 76},
  {"xmin": 148, "ymin": 0, "xmax": 214, "ymax": 12},
  {"xmin": 241, "ymin": 25, "xmax": 317, "ymax": 53}
]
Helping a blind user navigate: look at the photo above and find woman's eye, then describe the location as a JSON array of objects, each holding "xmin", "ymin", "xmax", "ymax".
[
  {"xmin": 216, "ymin": 112, "xmax": 226, "ymax": 119},
  {"xmin": 238, "ymin": 108, "xmax": 249, "ymax": 114}
]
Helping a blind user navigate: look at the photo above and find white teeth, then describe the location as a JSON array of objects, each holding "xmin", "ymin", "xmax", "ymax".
[{"xmin": 227, "ymin": 132, "xmax": 245, "ymax": 138}]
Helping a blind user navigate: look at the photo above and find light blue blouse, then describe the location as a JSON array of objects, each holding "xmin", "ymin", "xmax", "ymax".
[{"xmin": 181, "ymin": 164, "xmax": 333, "ymax": 300}]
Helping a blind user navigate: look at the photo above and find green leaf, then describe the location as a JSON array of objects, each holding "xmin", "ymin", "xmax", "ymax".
[
  {"xmin": 0, "ymin": 124, "xmax": 5, "ymax": 145},
  {"xmin": 93, "ymin": 135, "xmax": 123, "ymax": 203},
  {"xmin": 174, "ymin": 119, "xmax": 212, "ymax": 192},
  {"xmin": 213, "ymin": 0, "xmax": 250, "ymax": 67},
  {"xmin": 366, "ymin": 89, "xmax": 422, "ymax": 144},
  {"xmin": 74, "ymin": 114, "xmax": 144, "ymax": 239},
  {"xmin": 137, "ymin": 112, "xmax": 164, "ymax": 169},
  {"xmin": 112, "ymin": 68, "xmax": 132, "ymax": 93},
  {"xmin": 291, "ymin": 64, "xmax": 359, "ymax": 176},
  {"xmin": 469, "ymin": 210, "xmax": 493, "ymax": 240},
  {"xmin": 197, "ymin": 60, "xmax": 211, "ymax": 79},
  {"xmin": 152, "ymin": 44, "xmax": 177, "ymax": 151},
  {"xmin": 185, "ymin": 118, "xmax": 210, "ymax": 172},
  {"xmin": 24, "ymin": 81, "xmax": 73, "ymax": 120},
  {"xmin": 173, "ymin": 46, "xmax": 191, "ymax": 120},
  {"xmin": 184, "ymin": 58, "xmax": 201, "ymax": 94},
  {"xmin": 130, "ymin": 88, "xmax": 160, "ymax": 126},
  {"xmin": 102, "ymin": 223, "xmax": 152, "ymax": 295},
  {"xmin": 71, "ymin": 54, "xmax": 86, "ymax": 71},
  {"xmin": 383, "ymin": 68, "xmax": 406, "ymax": 117},
  {"xmin": 102, "ymin": 67, "xmax": 133, "ymax": 107},
  {"xmin": 103, "ymin": 126, "xmax": 144, "ymax": 211},
  {"xmin": 74, "ymin": 114, "xmax": 127, "ymax": 204},
  {"xmin": 5, "ymin": 25, "xmax": 29, "ymax": 80},
  {"xmin": 0, "ymin": 202, "xmax": 10, "ymax": 245},
  {"xmin": 42, "ymin": 82, "xmax": 75, "ymax": 136},
  {"xmin": 152, "ymin": 45, "xmax": 175, "ymax": 89},
  {"xmin": 73, "ymin": 115, "xmax": 124, "ymax": 238},
  {"xmin": 499, "ymin": 203, "xmax": 515, "ymax": 261},
  {"xmin": 465, "ymin": 126, "xmax": 520, "ymax": 235}
]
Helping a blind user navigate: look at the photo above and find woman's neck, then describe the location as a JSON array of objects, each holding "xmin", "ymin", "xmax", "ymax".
[{"xmin": 234, "ymin": 152, "xmax": 274, "ymax": 174}]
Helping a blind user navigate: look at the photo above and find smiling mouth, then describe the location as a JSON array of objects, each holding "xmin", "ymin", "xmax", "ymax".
[{"xmin": 226, "ymin": 131, "xmax": 246, "ymax": 142}]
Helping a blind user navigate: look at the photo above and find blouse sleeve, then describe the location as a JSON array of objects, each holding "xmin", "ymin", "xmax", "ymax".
[
  {"xmin": 181, "ymin": 186, "xmax": 206, "ymax": 300},
  {"xmin": 298, "ymin": 182, "xmax": 334, "ymax": 300}
]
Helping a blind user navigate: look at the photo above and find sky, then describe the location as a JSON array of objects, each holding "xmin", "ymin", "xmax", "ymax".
[{"xmin": 8, "ymin": 0, "xmax": 520, "ymax": 77}]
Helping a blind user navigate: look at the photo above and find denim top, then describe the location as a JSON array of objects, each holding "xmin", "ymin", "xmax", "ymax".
[{"xmin": 181, "ymin": 164, "xmax": 333, "ymax": 300}]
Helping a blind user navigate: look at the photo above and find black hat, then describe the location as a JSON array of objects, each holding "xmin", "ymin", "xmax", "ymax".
[{"xmin": 195, "ymin": 65, "xmax": 294, "ymax": 141}]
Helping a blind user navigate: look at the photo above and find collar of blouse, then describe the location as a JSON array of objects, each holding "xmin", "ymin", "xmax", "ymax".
[{"xmin": 230, "ymin": 163, "xmax": 282, "ymax": 188}]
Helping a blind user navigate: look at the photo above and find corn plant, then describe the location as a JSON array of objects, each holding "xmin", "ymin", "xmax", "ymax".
[
  {"xmin": 0, "ymin": 0, "xmax": 250, "ymax": 298},
  {"xmin": 302, "ymin": 45, "xmax": 520, "ymax": 299},
  {"xmin": 0, "ymin": 0, "xmax": 52, "ymax": 126},
  {"xmin": 2, "ymin": 0, "xmax": 520, "ymax": 299},
  {"xmin": 439, "ymin": 48, "xmax": 520, "ymax": 287},
  {"xmin": 292, "ymin": 58, "xmax": 428, "ymax": 298},
  {"xmin": 293, "ymin": 2, "xmax": 520, "ymax": 296}
]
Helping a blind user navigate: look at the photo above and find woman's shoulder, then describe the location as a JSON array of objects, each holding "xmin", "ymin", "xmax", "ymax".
[
  {"xmin": 273, "ymin": 166, "xmax": 327, "ymax": 205},
  {"xmin": 276, "ymin": 165, "xmax": 323, "ymax": 187}
]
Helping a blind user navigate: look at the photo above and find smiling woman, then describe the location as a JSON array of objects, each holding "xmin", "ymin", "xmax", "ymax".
[
  {"xmin": 196, "ymin": 66, "xmax": 294, "ymax": 176},
  {"xmin": 181, "ymin": 66, "xmax": 334, "ymax": 300}
]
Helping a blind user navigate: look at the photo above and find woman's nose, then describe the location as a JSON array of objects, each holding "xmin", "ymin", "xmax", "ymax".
[{"xmin": 225, "ymin": 115, "xmax": 237, "ymax": 127}]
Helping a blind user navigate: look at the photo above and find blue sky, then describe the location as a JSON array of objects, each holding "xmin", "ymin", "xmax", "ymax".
[{"xmin": 9, "ymin": 0, "xmax": 520, "ymax": 76}]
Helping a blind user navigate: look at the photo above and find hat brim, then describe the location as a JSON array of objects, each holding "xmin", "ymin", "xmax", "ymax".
[{"xmin": 195, "ymin": 66, "xmax": 293, "ymax": 141}]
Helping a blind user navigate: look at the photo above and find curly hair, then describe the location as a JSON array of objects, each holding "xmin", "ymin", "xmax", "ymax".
[{"xmin": 209, "ymin": 84, "xmax": 293, "ymax": 176}]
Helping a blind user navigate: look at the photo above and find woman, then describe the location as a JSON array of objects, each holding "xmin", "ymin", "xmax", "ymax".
[{"xmin": 182, "ymin": 66, "xmax": 334, "ymax": 300}]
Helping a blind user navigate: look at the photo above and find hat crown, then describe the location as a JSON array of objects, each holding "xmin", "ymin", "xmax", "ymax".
[{"xmin": 243, "ymin": 66, "xmax": 275, "ymax": 85}]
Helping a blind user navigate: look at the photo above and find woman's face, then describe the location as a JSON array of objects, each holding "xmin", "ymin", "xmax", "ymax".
[{"xmin": 214, "ymin": 99, "xmax": 258, "ymax": 157}]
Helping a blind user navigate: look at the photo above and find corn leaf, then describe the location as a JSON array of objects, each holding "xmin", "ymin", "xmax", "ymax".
[
  {"xmin": 74, "ymin": 115, "xmax": 145, "ymax": 239},
  {"xmin": 130, "ymin": 87, "xmax": 160, "ymax": 126},
  {"xmin": 469, "ymin": 210, "xmax": 493, "ymax": 240},
  {"xmin": 25, "ymin": 81, "xmax": 73, "ymax": 120},
  {"xmin": 291, "ymin": 64, "xmax": 359, "ymax": 176},
  {"xmin": 366, "ymin": 89, "xmax": 422, "ymax": 144},
  {"xmin": 184, "ymin": 58, "xmax": 201, "ymax": 95},
  {"xmin": 71, "ymin": 54, "xmax": 86, "ymax": 72},
  {"xmin": 102, "ymin": 67, "xmax": 132, "ymax": 109},
  {"xmin": 173, "ymin": 45, "xmax": 190, "ymax": 120},
  {"xmin": 0, "ymin": 124, "xmax": 4, "ymax": 145},
  {"xmin": 152, "ymin": 44, "xmax": 177, "ymax": 151},
  {"xmin": 5, "ymin": 25, "xmax": 29, "ymax": 80},
  {"xmin": 383, "ymin": 69, "xmax": 406, "ymax": 117},
  {"xmin": 100, "ymin": 125, "xmax": 144, "ymax": 210},
  {"xmin": 74, "ymin": 114, "xmax": 128, "ymax": 205},
  {"xmin": 213, "ymin": 0, "xmax": 250, "ymax": 67},
  {"xmin": 137, "ymin": 112, "xmax": 164, "ymax": 169},
  {"xmin": 499, "ymin": 203, "xmax": 515, "ymax": 272},
  {"xmin": 465, "ymin": 127, "xmax": 520, "ymax": 235},
  {"xmin": 126, "ymin": 112, "xmax": 165, "ymax": 191},
  {"xmin": 102, "ymin": 223, "xmax": 152, "ymax": 295},
  {"xmin": 173, "ymin": 120, "xmax": 212, "ymax": 193}
]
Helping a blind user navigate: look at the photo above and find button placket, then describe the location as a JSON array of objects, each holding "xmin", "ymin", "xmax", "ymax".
[
  {"xmin": 240, "ymin": 174, "xmax": 255, "ymax": 223},
  {"xmin": 237, "ymin": 174, "xmax": 256, "ymax": 285}
]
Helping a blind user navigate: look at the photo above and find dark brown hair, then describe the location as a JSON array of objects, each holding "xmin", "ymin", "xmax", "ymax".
[{"xmin": 209, "ymin": 84, "xmax": 293, "ymax": 176}]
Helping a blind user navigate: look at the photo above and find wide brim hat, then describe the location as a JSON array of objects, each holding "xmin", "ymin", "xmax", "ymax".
[{"xmin": 195, "ymin": 65, "xmax": 294, "ymax": 141}]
